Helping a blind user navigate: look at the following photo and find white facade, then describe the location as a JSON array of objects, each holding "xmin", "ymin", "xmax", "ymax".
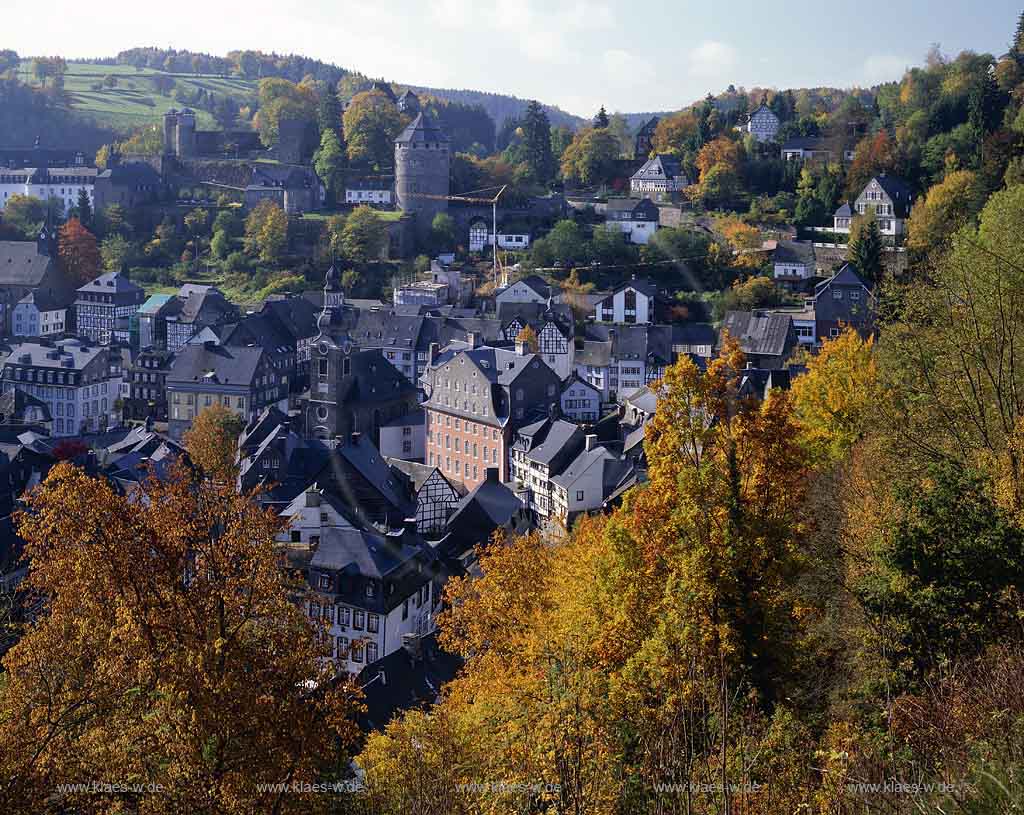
[
  {"xmin": 380, "ymin": 417, "xmax": 425, "ymax": 461},
  {"xmin": 834, "ymin": 178, "xmax": 909, "ymax": 237},
  {"xmin": 496, "ymin": 278, "xmax": 548, "ymax": 306},
  {"xmin": 0, "ymin": 168, "xmax": 96, "ymax": 216},
  {"xmin": 578, "ymin": 359, "xmax": 662, "ymax": 405},
  {"xmin": 345, "ymin": 186, "xmax": 392, "ymax": 205},
  {"xmin": 595, "ymin": 285, "xmax": 653, "ymax": 324},
  {"xmin": 310, "ymin": 582, "xmax": 437, "ymax": 674},
  {"xmin": 550, "ymin": 442, "xmax": 611, "ymax": 521},
  {"xmin": 560, "ymin": 378, "xmax": 601, "ymax": 422},
  {"xmin": 605, "ymin": 218, "xmax": 655, "ymax": 245},
  {"xmin": 12, "ymin": 302, "xmax": 66, "ymax": 337},
  {"xmin": 745, "ymin": 105, "xmax": 780, "ymax": 143}
]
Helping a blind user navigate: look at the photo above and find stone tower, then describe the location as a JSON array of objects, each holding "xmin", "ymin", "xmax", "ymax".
[
  {"xmin": 163, "ymin": 109, "xmax": 178, "ymax": 155},
  {"xmin": 394, "ymin": 112, "xmax": 450, "ymax": 245},
  {"xmin": 175, "ymin": 109, "xmax": 196, "ymax": 159}
]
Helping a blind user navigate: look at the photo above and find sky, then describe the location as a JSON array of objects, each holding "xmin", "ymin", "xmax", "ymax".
[{"xmin": 3, "ymin": 0, "xmax": 1020, "ymax": 117}]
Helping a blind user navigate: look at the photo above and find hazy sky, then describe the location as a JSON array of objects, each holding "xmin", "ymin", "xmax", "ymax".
[{"xmin": 4, "ymin": 1, "xmax": 1019, "ymax": 117}]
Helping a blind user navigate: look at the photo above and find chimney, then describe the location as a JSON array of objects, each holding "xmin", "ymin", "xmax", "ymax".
[
  {"xmin": 484, "ymin": 466, "xmax": 499, "ymax": 484},
  {"xmin": 428, "ymin": 342, "xmax": 440, "ymax": 365},
  {"xmin": 548, "ymin": 402, "xmax": 560, "ymax": 421},
  {"xmin": 466, "ymin": 331, "xmax": 479, "ymax": 349},
  {"xmin": 515, "ymin": 339, "xmax": 527, "ymax": 356},
  {"xmin": 350, "ymin": 431, "xmax": 361, "ymax": 446},
  {"xmin": 585, "ymin": 434, "xmax": 597, "ymax": 452},
  {"xmin": 403, "ymin": 517, "xmax": 417, "ymax": 535}
]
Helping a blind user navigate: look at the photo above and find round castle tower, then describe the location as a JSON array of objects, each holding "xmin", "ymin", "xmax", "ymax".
[
  {"xmin": 175, "ymin": 109, "xmax": 196, "ymax": 159},
  {"xmin": 394, "ymin": 112, "xmax": 450, "ymax": 244}
]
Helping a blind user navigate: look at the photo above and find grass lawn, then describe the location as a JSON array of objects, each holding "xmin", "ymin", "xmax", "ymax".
[{"xmin": 17, "ymin": 61, "xmax": 258, "ymax": 132}]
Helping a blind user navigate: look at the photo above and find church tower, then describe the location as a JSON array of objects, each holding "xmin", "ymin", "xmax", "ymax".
[{"xmin": 305, "ymin": 266, "xmax": 356, "ymax": 440}]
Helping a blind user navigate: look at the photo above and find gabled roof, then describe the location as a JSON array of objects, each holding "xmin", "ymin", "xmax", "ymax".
[
  {"xmin": 395, "ymin": 112, "xmax": 449, "ymax": 145},
  {"xmin": 551, "ymin": 444, "xmax": 634, "ymax": 494},
  {"xmin": 814, "ymin": 263, "xmax": 872, "ymax": 296},
  {"xmin": 859, "ymin": 175, "xmax": 913, "ymax": 217},
  {"xmin": 780, "ymin": 136, "xmax": 829, "ymax": 151},
  {"xmin": 720, "ymin": 311, "xmax": 794, "ymax": 358},
  {"xmin": 631, "ymin": 154, "xmax": 686, "ymax": 183},
  {"xmin": 772, "ymin": 240, "xmax": 815, "ymax": 267},
  {"xmin": 671, "ymin": 322, "xmax": 716, "ymax": 346},
  {"xmin": 605, "ymin": 197, "xmax": 658, "ymax": 218},
  {"xmin": 338, "ymin": 349, "xmax": 417, "ymax": 404},
  {"xmin": 17, "ymin": 287, "xmax": 72, "ymax": 312},
  {"xmin": 0, "ymin": 387, "xmax": 51, "ymax": 425},
  {"xmin": 310, "ymin": 526, "xmax": 421, "ymax": 579},
  {"xmin": 167, "ymin": 343, "xmax": 264, "ymax": 387},
  {"xmin": 502, "ymin": 274, "xmax": 551, "ymax": 300},
  {"xmin": 513, "ymin": 418, "xmax": 583, "ymax": 467},
  {"xmin": 0, "ymin": 241, "xmax": 54, "ymax": 287},
  {"xmin": 76, "ymin": 270, "xmax": 144, "ymax": 297},
  {"xmin": 443, "ymin": 470, "xmax": 523, "ymax": 556}
]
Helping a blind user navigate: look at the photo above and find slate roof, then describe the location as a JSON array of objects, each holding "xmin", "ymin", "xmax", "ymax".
[
  {"xmin": 551, "ymin": 445, "xmax": 634, "ymax": 495},
  {"xmin": 176, "ymin": 287, "xmax": 238, "ymax": 326},
  {"xmin": 720, "ymin": 311, "xmax": 794, "ymax": 358},
  {"xmin": 442, "ymin": 470, "xmax": 524, "ymax": 558},
  {"xmin": 17, "ymin": 288, "xmax": 71, "ymax": 312},
  {"xmin": 76, "ymin": 270, "xmax": 144, "ymax": 297},
  {"xmin": 631, "ymin": 154, "xmax": 687, "ymax": 184},
  {"xmin": 582, "ymin": 323, "xmax": 674, "ymax": 365},
  {"xmin": 496, "ymin": 301, "xmax": 573, "ymax": 334},
  {"xmin": 0, "ymin": 241, "xmax": 54, "ymax": 287},
  {"xmin": 624, "ymin": 387, "xmax": 657, "ymax": 417},
  {"xmin": 167, "ymin": 343, "xmax": 264, "ymax": 387},
  {"xmin": 605, "ymin": 198, "xmax": 659, "ymax": 219},
  {"xmin": 5, "ymin": 338, "xmax": 104, "ymax": 371},
  {"xmin": 334, "ymin": 434, "xmax": 416, "ymax": 518},
  {"xmin": 387, "ymin": 458, "xmax": 441, "ymax": 494},
  {"xmin": 772, "ymin": 240, "xmax": 815, "ymax": 267},
  {"xmin": 339, "ymin": 350, "xmax": 417, "ymax": 404},
  {"xmin": 861, "ymin": 175, "xmax": 913, "ymax": 217},
  {"xmin": 781, "ymin": 136, "xmax": 829, "ymax": 151},
  {"xmin": 310, "ymin": 526, "xmax": 420, "ymax": 579},
  {"xmin": 395, "ymin": 112, "xmax": 449, "ymax": 145},
  {"xmin": 814, "ymin": 263, "xmax": 872, "ymax": 296},
  {"xmin": 513, "ymin": 418, "xmax": 583, "ymax": 467},
  {"xmin": 357, "ymin": 632, "xmax": 462, "ymax": 731},
  {"xmin": 503, "ymin": 274, "xmax": 552, "ymax": 300},
  {"xmin": 671, "ymin": 322, "xmax": 716, "ymax": 346}
]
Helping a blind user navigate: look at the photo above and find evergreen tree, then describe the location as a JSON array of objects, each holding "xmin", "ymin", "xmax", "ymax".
[
  {"xmin": 521, "ymin": 100, "xmax": 555, "ymax": 184},
  {"xmin": 1012, "ymin": 11, "xmax": 1024, "ymax": 67},
  {"xmin": 313, "ymin": 129, "xmax": 346, "ymax": 204},
  {"xmin": 593, "ymin": 105, "xmax": 609, "ymax": 129},
  {"xmin": 318, "ymin": 82, "xmax": 343, "ymax": 138},
  {"xmin": 76, "ymin": 188, "xmax": 92, "ymax": 228},
  {"xmin": 849, "ymin": 214, "xmax": 884, "ymax": 285}
]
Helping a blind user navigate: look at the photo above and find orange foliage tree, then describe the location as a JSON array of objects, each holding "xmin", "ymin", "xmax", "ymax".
[
  {"xmin": 58, "ymin": 217, "xmax": 102, "ymax": 284},
  {"xmin": 0, "ymin": 462, "xmax": 361, "ymax": 813}
]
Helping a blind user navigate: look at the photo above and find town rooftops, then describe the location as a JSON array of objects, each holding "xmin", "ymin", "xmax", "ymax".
[
  {"xmin": 721, "ymin": 311, "xmax": 794, "ymax": 358},
  {"xmin": 513, "ymin": 417, "xmax": 583, "ymax": 466},
  {"xmin": 781, "ymin": 136, "xmax": 830, "ymax": 152},
  {"xmin": 76, "ymin": 269, "xmax": 144, "ymax": 298},
  {"xmin": 605, "ymin": 197, "xmax": 659, "ymax": 218},
  {"xmin": 166, "ymin": 343, "xmax": 264, "ymax": 387},
  {"xmin": 814, "ymin": 263, "xmax": 872, "ymax": 296},
  {"xmin": 309, "ymin": 525, "xmax": 421, "ymax": 579},
  {"xmin": 395, "ymin": 112, "xmax": 449, "ymax": 145},
  {"xmin": 0, "ymin": 241, "xmax": 54, "ymax": 287},
  {"xmin": 4, "ymin": 338, "xmax": 105, "ymax": 370},
  {"xmin": 17, "ymin": 288, "xmax": 71, "ymax": 312}
]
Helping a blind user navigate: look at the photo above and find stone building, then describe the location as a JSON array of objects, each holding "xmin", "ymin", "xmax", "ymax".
[{"xmin": 395, "ymin": 113, "xmax": 450, "ymax": 245}]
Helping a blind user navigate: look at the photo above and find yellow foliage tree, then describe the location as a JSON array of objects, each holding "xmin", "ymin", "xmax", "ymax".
[
  {"xmin": 184, "ymin": 403, "xmax": 246, "ymax": 482},
  {"xmin": 0, "ymin": 461, "xmax": 361, "ymax": 813}
]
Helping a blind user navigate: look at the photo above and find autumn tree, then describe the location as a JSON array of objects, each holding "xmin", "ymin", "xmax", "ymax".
[
  {"xmin": 694, "ymin": 136, "xmax": 743, "ymax": 206},
  {"xmin": 651, "ymin": 110, "xmax": 700, "ymax": 157},
  {"xmin": 791, "ymin": 328, "xmax": 880, "ymax": 464},
  {"xmin": 342, "ymin": 89, "xmax": 404, "ymax": 168},
  {"xmin": 254, "ymin": 77, "xmax": 318, "ymax": 150},
  {"xmin": 341, "ymin": 206, "xmax": 388, "ymax": 263},
  {"xmin": 559, "ymin": 127, "xmax": 620, "ymax": 187},
  {"xmin": 845, "ymin": 130, "xmax": 897, "ymax": 197},
  {"xmin": 2, "ymin": 194, "xmax": 46, "ymax": 239},
  {"xmin": 244, "ymin": 199, "xmax": 288, "ymax": 263},
  {"xmin": 58, "ymin": 218, "xmax": 101, "ymax": 284},
  {"xmin": 0, "ymin": 461, "xmax": 361, "ymax": 813},
  {"xmin": 184, "ymin": 403, "xmax": 246, "ymax": 482},
  {"xmin": 906, "ymin": 168, "xmax": 978, "ymax": 257},
  {"xmin": 514, "ymin": 324, "xmax": 538, "ymax": 352}
]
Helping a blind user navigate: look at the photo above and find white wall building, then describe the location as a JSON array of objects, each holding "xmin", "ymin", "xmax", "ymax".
[
  {"xmin": 12, "ymin": 291, "xmax": 68, "ymax": 337},
  {"xmin": 744, "ymin": 101, "xmax": 781, "ymax": 143},
  {"xmin": 0, "ymin": 338, "xmax": 124, "ymax": 436},
  {"xmin": 379, "ymin": 410, "xmax": 425, "ymax": 462},
  {"xmin": 0, "ymin": 167, "xmax": 97, "ymax": 216},
  {"xmin": 560, "ymin": 375, "xmax": 601, "ymax": 423},
  {"xmin": 594, "ymin": 277, "xmax": 657, "ymax": 324}
]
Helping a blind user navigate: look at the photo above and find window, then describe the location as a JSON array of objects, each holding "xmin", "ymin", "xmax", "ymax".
[
  {"xmin": 832, "ymin": 289, "xmax": 843, "ymax": 300},
  {"xmin": 351, "ymin": 641, "xmax": 364, "ymax": 663},
  {"xmin": 829, "ymin": 328, "xmax": 842, "ymax": 338},
  {"xmin": 367, "ymin": 614, "xmax": 379, "ymax": 633},
  {"xmin": 402, "ymin": 599, "xmax": 409, "ymax": 620},
  {"xmin": 318, "ymin": 574, "xmax": 330, "ymax": 589},
  {"xmin": 321, "ymin": 604, "xmax": 333, "ymax": 622},
  {"xmin": 366, "ymin": 642, "xmax": 378, "ymax": 663},
  {"xmin": 850, "ymin": 290, "xmax": 861, "ymax": 302},
  {"xmin": 310, "ymin": 601, "xmax": 321, "ymax": 619},
  {"xmin": 337, "ymin": 636, "xmax": 348, "ymax": 657},
  {"xmin": 576, "ymin": 490, "xmax": 584, "ymax": 501},
  {"xmin": 353, "ymin": 610, "xmax": 365, "ymax": 630},
  {"xmin": 366, "ymin": 582, "xmax": 376, "ymax": 599},
  {"xmin": 338, "ymin": 607, "xmax": 350, "ymax": 628}
]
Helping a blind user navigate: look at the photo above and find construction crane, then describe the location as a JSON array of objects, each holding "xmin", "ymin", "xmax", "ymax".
[{"xmin": 404, "ymin": 185, "xmax": 508, "ymax": 285}]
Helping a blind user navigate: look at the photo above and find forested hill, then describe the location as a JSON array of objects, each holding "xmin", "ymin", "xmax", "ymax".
[{"xmin": 406, "ymin": 85, "xmax": 584, "ymax": 131}]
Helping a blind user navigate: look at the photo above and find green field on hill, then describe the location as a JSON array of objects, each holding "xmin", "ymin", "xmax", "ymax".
[{"xmin": 17, "ymin": 61, "xmax": 258, "ymax": 132}]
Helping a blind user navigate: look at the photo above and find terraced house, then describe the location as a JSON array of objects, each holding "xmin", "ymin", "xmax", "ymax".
[
  {"xmin": 75, "ymin": 269, "xmax": 146, "ymax": 345},
  {"xmin": 0, "ymin": 338, "xmax": 123, "ymax": 437}
]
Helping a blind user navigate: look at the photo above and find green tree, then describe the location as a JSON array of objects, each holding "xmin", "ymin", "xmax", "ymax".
[
  {"xmin": 848, "ymin": 213, "xmax": 883, "ymax": 285},
  {"xmin": 75, "ymin": 188, "xmax": 92, "ymax": 227},
  {"xmin": 341, "ymin": 206, "xmax": 388, "ymax": 263},
  {"xmin": 534, "ymin": 219, "xmax": 585, "ymax": 265},
  {"xmin": 2, "ymin": 194, "xmax": 45, "ymax": 239},
  {"xmin": 520, "ymin": 100, "xmax": 555, "ymax": 184},
  {"xmin": 255, "ymin": 77, "xmax": 317, "ymax": 149},
  {"xmin": 317, "ymin": 82, "xmax": 343, "ymax": 137},
  {"xmin": 211, "ymin": 229, "xmax": 231, "ymax": 260},
  {"xmin": 313, "ymin": 129, "xmax": 346, "ymax": 204},
  {"xmin": 429, "ymin": 212, "xmax": 457, "ymax": 254},
  {"xmin": 342, "ymin": 89, "xmax": 404, "ymax": 168},
  {"xmin": 559, "ymin": 128, "xmax": 620, "ymax": 187},
  {"xmin": 99, "ymin": 234, "xmax": 132, "ymax": 272},
  {"xmin": 244, "ymin": 200, "xmax": 288, "ymax": 263},
  {"xmin": 593, "ymin": 105, "xmax": 609, "ymax": 128}
]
